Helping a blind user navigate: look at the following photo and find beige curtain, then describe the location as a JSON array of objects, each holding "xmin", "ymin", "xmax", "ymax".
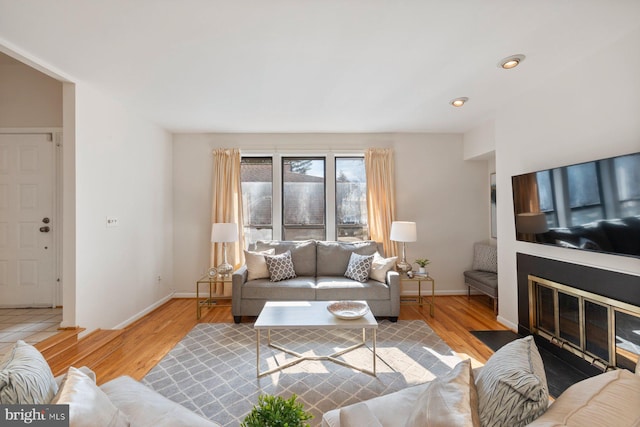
[
  {"xmin": 211, "ymin": 148, "xmax": 245, "ymax": 270},
  {"xmin": 365, "ymin": 148, "xmax": 397, "ymax": 257}
]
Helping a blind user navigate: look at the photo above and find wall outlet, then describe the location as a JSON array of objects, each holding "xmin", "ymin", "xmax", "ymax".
[{"xmin": 106, "ymin": 217, "xmax": 119, "ymax": 227}]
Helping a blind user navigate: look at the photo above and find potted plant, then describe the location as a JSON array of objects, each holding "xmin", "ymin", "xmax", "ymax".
[
  {"xmin": 241, "ymin": 394, "xmax": 313, "ymax": 427},
  {"xmin": 414, "ymin": 258, "xmax": 431, "ymax": 274}
]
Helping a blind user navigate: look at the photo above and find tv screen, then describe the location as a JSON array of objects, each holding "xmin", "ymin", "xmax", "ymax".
[{"xmin": 511, "ymin": 152, "xmax": 640, "ymax": 258}]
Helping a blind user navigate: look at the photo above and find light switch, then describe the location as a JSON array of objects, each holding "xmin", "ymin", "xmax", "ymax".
[{"xmin": 106, "ymin": 216, "xmax": 119, "ymax": 227}]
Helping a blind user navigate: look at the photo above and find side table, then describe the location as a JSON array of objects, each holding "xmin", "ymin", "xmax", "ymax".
[
  {"xmin": 196, "ymin": 274, "xmax": 232, "ymax": 319},
  {"xmin": 400, "ymin": 274, "xmax": 436, "ymax": 317}
]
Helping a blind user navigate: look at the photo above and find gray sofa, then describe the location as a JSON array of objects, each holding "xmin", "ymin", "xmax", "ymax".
[{"xmin": 232, "ymin": 240, "xmax": 400, "ymax": 323}]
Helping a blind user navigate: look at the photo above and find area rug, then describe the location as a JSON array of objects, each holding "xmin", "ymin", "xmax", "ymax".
[
  {"xmin": 471, "ymin": 330, "xmax": 594, "ymax": 398},
  {"xmin": 143, "ymin": 321, "xmax": 459, "ymax": 427}
]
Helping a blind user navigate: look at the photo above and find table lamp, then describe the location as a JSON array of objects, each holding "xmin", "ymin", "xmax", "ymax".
[
  {"xmin": 211, "ymin": 222, "xmax": 238, "ymax": 276},
  {"xmin": 390, "ymin": 221, "xmax": 417, "ymax": 273}
]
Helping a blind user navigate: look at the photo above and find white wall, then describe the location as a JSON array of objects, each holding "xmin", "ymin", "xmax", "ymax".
[
  {"xmin": 493, "ymin": 26, "xmax": 640, "ymax": 329},
  {"xmin": 172, "ymin": 133, "xmax": 489, "ymax": 296},
  {"xmin": 72, "ymin": 83, "xmax": 174, "ymax": 332},
  {"xmin": 0, "ymin": 58, "xmax": 62, "ymax": 127}
]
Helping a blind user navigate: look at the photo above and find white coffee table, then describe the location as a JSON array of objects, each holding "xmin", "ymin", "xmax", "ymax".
[{"xmin": 254, "ymin": 301, "xmax": 378, "ymax": 377}]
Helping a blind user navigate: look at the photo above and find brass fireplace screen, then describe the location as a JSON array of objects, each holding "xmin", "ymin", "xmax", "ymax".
[{"xmin": 528, "ymin": 275, "xmax": 640, "ymax": 371}]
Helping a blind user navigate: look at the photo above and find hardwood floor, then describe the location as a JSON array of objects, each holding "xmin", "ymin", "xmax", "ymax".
[{"xmin": 92, "ymin": 295, "xmax": 508, "ymax": 385}]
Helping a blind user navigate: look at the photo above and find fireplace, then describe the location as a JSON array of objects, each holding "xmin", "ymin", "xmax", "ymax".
[
  {"xmin": 528, "ymin": 275, "xmax": 640, "ymax": 371},
  {"xmin": 517, "ymin": 253, "xmax": 640, "ymax": 373}
]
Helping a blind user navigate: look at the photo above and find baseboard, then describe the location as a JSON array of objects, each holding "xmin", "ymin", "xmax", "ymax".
[
  {"xmin": 497, "ymin": 315, "xmax": 518, "ymax": 331},
  {"xmin": 112, "ymin": 291, "xmax": 175, "ymax": 329}
]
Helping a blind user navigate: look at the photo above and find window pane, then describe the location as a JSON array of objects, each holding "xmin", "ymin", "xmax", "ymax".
[
  {"xmin": 336, "ymin": 157, "xmax": 368, "ymax": 241},
  {"xmin": 283, "ymin": 158, "xmax": 325, "ymax": 238},
  {"xmin": 241, "ymin": 158, "xmax": 273, "ymax": 244}
]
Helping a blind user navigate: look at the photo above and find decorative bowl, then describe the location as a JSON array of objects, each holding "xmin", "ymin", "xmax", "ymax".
[{"xmin": 327, "ymin": 301, "xmax": 369, "ymax": 320}]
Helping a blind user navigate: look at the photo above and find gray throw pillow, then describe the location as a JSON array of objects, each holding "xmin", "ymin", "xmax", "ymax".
[
  {"xmin": 264, "ymin": 250, "xmax": 297, "ymax": 282},
  {"xmin": 475, "ymin": 335, "xmax": 548, "ymax": 427},
  {"xmin": 472, "ymin": 243, "xmax": 497, "ymax": 273},
  {"xmin": 0, "ymin": 340, "xmax": 58, "ymax": 404},
  {"xmin": 344, "ymin": 252, "xmax": 374, "ymax": 283}
]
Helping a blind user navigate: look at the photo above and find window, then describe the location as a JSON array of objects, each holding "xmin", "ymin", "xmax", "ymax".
[
  {"xmin": 614, "ymin": 153, "xmax": 640, "ymax": 217},
  {"xmin": 335, "ymin": 158, "xmax": 368, "ymax": 241},
  {"xmin": 241, "ymin": 158, "xmax": 273, "ymax": 243},
  {"xmin": 240, "ymin": 154, "xmax": 368, "ymax": 245},
  {"xmin": 566, "ymin": 162, "xmax": 603, "ymax": 225},
  {"xmin": 282, "ymin": 158, "xmax": 326, "ymax": 240}
]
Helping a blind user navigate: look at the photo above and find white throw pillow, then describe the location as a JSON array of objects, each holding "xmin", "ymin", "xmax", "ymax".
[
  {"xmin": 405, "ymin": 359, "xmax": 480, "ymax": 427},
  {"xmin": 0, "ymin": 340, "xmax": 58, "ymax": 404},
  {"xmin": 340, "ymin": 402, "xmax": 383, "ymax": 427},
  {"xmin": 244, "ymin": 248, "xmax": 275, "ymax": 281},
  {"xmin": 369, "ymin": 252, "xmax": 397, "ymax": 283},
  {"xmin": 344, "ymin": 252, "xmax": 374, "ymax": 283},
  {"xmin": 52, "ymin": 366, "xmax": 130, "ymax": 427}
]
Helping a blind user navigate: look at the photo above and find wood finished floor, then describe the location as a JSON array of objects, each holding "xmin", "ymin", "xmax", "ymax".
[{"xmin": 92, "ymin": 295, "xmax": 508, "ymax": 385}]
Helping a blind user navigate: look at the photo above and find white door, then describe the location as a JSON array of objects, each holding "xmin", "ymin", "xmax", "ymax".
[{"xmin": 0, "ymin": 133, "xmax": 55, "ymax": 307}]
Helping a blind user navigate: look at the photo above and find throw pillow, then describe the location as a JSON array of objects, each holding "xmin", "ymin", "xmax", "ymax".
[
  {"xmin": 405, "ymin": 359, "xmax": 480, "ymax": 427},
  {"xmin": 264, "ymin": 250, "xmax": 297, "ymax": 282},
  {"xmin": 471, "ymin": 243, "xmax": 497, "ymax": 273},
  {"xmin": 0, "ymin": 340, "xmax": 58, "ymax": 404},
  {"xmin": 369, "ymin": 252, "xmax": 397, "ymax": 283},
  {"xmin": 244, "ymin": 248, "xmax": 275, "ymax": 281},
  {"xmin": 475, "ymin": 335, "xmax": 548, "ymax": 427},
  {"xmin": 344, "ymin": 252, "xmax": 374, "ymax": 283},
  {"xmin": 526, "ymin": 369, "xmax": 640, "ymax": 427},
  {"xmin": 340, "ymin": 402, "xmax": 383, "ymax": 427},
  {"xmin": 52, "ymin": 366, "xmax": 130, "ymax": 427}
]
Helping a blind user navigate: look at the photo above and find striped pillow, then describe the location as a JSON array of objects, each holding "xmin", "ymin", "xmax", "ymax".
[
  {"xmin": 475, "ymin": 336, "xmax": 548, "ymax": 427},
  {"xmin": 0, "ymin": 340, "xmax": 58, "ymax": 404}
]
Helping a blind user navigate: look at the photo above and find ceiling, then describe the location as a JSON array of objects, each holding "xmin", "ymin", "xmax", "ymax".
[{"xmin": 1, "ymin": 1, "xmax": 639, "ymax": 133}]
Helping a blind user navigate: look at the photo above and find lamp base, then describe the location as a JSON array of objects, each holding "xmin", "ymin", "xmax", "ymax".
[
  {"xmin": 216, "ymin": 262, "xmax": 233, "ymax": 277},
  {"xmin": 396, "ymin": 260, "xmax": 413, "ymax": 274}
]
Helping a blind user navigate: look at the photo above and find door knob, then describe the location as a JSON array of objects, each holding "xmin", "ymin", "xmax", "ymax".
[
  {"xmin": 42, "ymin": 217, "xmax": 50, "ymax": 224},
  {"xmin": 39, "ymin": 226, "xmax": 50, "ymax": 233}
]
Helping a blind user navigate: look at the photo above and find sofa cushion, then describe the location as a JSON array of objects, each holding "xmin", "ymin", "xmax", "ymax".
[
  {"xmin": 52, "ymin": 366, "xmax": 130, "ymax": 427},
  {"xmin": 0, "ymin": 340, "xmax": 58, "ymax": 404},
  {"xmin": 244, "ymin": 248, "xmax": 275, "ymax": 281},
  {"xmin": 339, "ymin": 402, "xmax": 383, "ymax": 427},
  {"xmin": 101, "ymin": 375, "xmax": 220, "ymax": 427},
  {"xmin": 241, "ymin": 277, "xmax": 316, "ymax": 300},
  {"xmin": 254, "ymin": 240, "xmax": 317, "ymax": 276},
  {"xmin": 405, "ymin": 359, "xmax": 480, "ymax": 427},
  {"xmin": 316, "ymin": 240, "xmax": 379, "ymax": 276},
  {"xmin": 315, "ymin": 277, "xmax": 390, "ymax": 301},
  {"xmin": 370, "ymin": 252, "xmax": 397, "ymax": 283},
  {"xmin": 527, "ymin": 369, "xmax": 640, "ymax": 427},
  {"xmin": 265, "ymin": 250, "xmax": 297, "ymax": 282},
  {"xmin": 475, "ymin": 335, "xmax": 548, "ymax": 427},
  {"xmin": 344, "ymin": 252, "xmax": 374, "ymax": 282},
  {"xmin": 471, "ymin": 243, "xmax": 497, "ymax": 273}
]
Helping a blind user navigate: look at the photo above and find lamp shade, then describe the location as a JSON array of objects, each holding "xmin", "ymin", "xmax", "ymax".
[
  {"xmin": 211, "ymin": 223, "xmax": 238, "ymax": 243},
  {"xmin": 516, "ymin": 213, "xmax": 549, "ymax": 234},
  {"xmin": 390, "ymin": 221, "xmax": 417, "ymax": 242}
]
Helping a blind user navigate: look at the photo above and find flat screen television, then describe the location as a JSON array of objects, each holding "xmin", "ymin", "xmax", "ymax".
[{"xmin": 511, "ymin": 151, "xmax": 640, "ymax": 258}]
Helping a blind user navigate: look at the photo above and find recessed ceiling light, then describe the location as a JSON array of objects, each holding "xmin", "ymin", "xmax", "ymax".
[
  {"xmin": 450, "ymin": 97, "xmax": 468, "ymax": 107},
  {"xmin": 499, "ymin": 54, "xmax": 526, "ymax": 69}
]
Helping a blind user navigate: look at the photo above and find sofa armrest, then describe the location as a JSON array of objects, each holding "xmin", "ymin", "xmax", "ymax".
[
  {"xmin": 232, "ymin": 265, "xmax": 248, "ymax": 315},
  {"xmin": 386, "ymin": 270, "xmax": 401, "ymax": 316}
]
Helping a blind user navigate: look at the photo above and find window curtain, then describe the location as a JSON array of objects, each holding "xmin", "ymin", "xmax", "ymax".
[
  {"xmin": 365, "ymin": 148, "xmax": 397, "ymax": 257},
  {"xmin": 211, "ymin": 148, "xmax": 245, "ymax": 270},
  {"xmin": 512, "ymin": 173, "xmax": 541, "ymax": 241}
]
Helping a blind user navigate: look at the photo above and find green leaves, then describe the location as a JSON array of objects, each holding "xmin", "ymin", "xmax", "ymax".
[{"xmin": 241, "ymin": 394, "xmax": 313, "ymax": 427}]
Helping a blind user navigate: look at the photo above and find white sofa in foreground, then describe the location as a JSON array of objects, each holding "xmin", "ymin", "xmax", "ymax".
[
  {"xmin": 0, "ymin": 340, "xmax": 219, "ymax": 427},
  {"xmin": 323, "ymin": 336, "xmax": 640, "ymax": 427}
]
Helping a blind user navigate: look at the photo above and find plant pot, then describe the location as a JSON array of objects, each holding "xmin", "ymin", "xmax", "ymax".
[{"xmin": 418, "ymin": 267, "xmax": 426, "ymax": 274}]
